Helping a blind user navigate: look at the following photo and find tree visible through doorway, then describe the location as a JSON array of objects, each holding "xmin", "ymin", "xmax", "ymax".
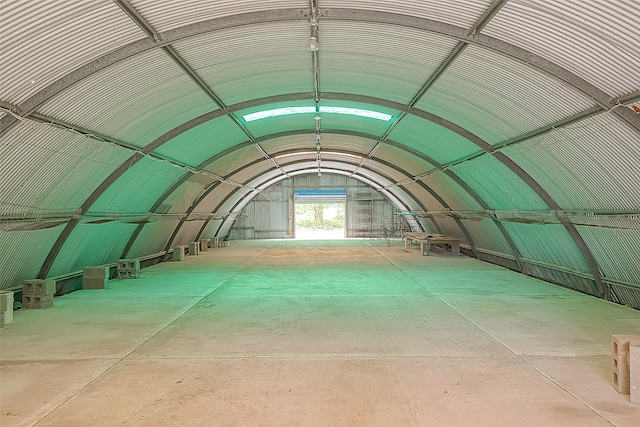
[{"xmin": 295, "ymin": 203, "xmax": 344, "ymax": 239}]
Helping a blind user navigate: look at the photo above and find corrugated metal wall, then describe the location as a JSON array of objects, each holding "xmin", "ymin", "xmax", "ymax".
[{"xmin": 0, "ymin": 0, "xmax": 143, "ymax": 105}]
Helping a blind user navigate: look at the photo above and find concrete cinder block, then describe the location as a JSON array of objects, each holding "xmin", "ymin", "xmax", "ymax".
[
  {"xmin": 612, "ymin": 335, "xmax": 640, "ymax": 395},
  {"xmin": 173, "ymin": 246, "xmax": 185, "ymax": 261},
  {"xmin": 23, "ymin": 279, "xmax": 55, "ymax": 296},
  {"xmin": 117, "ymin": 270, "xmax": 140, "ymax": 279},
  {"xmin": 23, "ymin": 294, "xmax": 53, "ymax": 309},
  {"xmin": 219, "ymin": 241, "xmax": 229, "ymax": 248},
  {"xmin": 0, "ymin": 290, "xmax": 14, "ymax": 326},
  {"xmin": 211, "ymin": 237, "xmax": 219, "ymax": 249},
  {"xmin": 117, "ymin": 259, "xmax": 140, "ymax": 279},
  {"xmin": 83, "ymin": 266, "xmax": 109, "ymax": 289},
  {"xmin": 0, "ymin": 292, "xmax": 8, "ymax": 312},
  {"xmin": 117, "ymin": 259, "xmax": 140, "ymax": 271},
  {"xmin": 631, "ymin": 345, "xmax": 640, "ymax": 405},
  {"xmin": 200, "ymin": 239, "xmax": 209, "ymax": 251},
  {"xmin": 188, "ymin": 242, "xmax": 199, "ymax": 255}
]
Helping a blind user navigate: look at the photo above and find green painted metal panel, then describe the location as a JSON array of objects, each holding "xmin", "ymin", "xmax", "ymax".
[
  {"xmin": 502, "ymin": 223, "xmax": 590, "ymax": 273},
  {"xmin": 0, "ymin": 227, "xmax": 63, "ymax": 290},
  {"xmin": 502, "ymin": 114, "xmax": 640, "ymax": 211},
  {"xmin": 87, "ymin": 157, "xmax": 185, "ymax": 215},
  {"xmin": 452, "ymin": 156, "xmax": 548, "ymax": 211},
  {"xmin": 460, "ymin": 218, "xmax": 514, "ymax": 256},
  {"xmin": 48, "ymin": 222, "xmax": 134, "ymax": 277},
  {"xmin": 388, "ymin": 115, "xmax": 482, "ymax": 165},
  {"xmin": 126, "ymin": 218, "xmax": 182, "ymax": 258},
  {"xmin": 421, "ymin": 173, "xmax": 484, "ymax": 211},
  {"xmin": 577, "ymin": 226, "xmax": 640, "ymax": 286},
  {"xmin": 153, "ymin": 116, "xmax": 248, "ymax": 167}
]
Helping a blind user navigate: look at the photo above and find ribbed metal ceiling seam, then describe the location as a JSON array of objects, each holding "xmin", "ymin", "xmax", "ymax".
[
  {"xmin": 452, "ymin": 156, "xmax": 548, "ymax": 211},
  {"xmin": 37, "ymin": 49, "xmax": 216, "ymax": 149},
  {"xmin": 130, "ymin": 0, "xmax": 304, "ymax": 33},
  {"xmin": 460, "ymin": 218, "xmax": 515, "ymax": 256},
  {"xmin": 321, "ymin": 0, "xmax": 494, "ymax": 29},
  {"xmin": 0, "ymin": 124, "xmax": 131, "ymax": 214},
  {"xmin": 419, "ymin": 174, "xmax": 484, "ymax": 213},
  {"xmin": 162, "ymin": 174, "xmax": 214, "ymax": 215},
  {"xmin": 483, "ymin": 0, "xmax": 640, "ymax": 97},
  {"xmin": 171, "ymin": 22, "xmax": 311, "ymax": 106},
  {"xmin": 374, "ymin": 144, "xmax": 436, "ymax": 177},
  {"xmin": 394, "ymin": 181, "xmax": 445, "ymax": 212},
  {"xmin": 418, "ymin": 44, "xmax": 597, "ymax": 144},
  {"xmin": 87, "ymin": 157, "xmax": 186, "ymax": 215},
  {"xmin": 173, "ymin": 221, "xmax": 209, "ymax": 247},
  {"xmin": 126, "ymin": 219, "xmax": 182, "ymax": 258},
  {"xmin": 186, "ymin": 184, "xmax": 239, "ymax": 220},
  {"xmin": 320, "ymin": 21, "xmax": 459, "ymax": 104},
  {"xmin": 153, "ymin": 117, "xmax": 248, "ymax": 167},
  {"xmin": 364, "ymin": 159, "xmax": 417, "ymax": 186},
  {"xmin": 503, "ymin": 113, "xmax": 640, "ymax": 210},
  {"xmin": 0, "ymin": 0, "xmax": 144, "ymax": 105},
  {"xmin": 502, "ymin": 223, "xmax": 590, "ymax": 273},
  {"xmin": 0, "ymin": 228, "xmax": 63, "ymax": 290},
  {"xmin": 436, "ymin": 216, "xmax": 470, "ymax": 245},
  {"xmin": 47, "ymin": 222, "xmax": 135, "ymax": 277},
  {"xmin": 203, "ymin": 145, "xmax": 264, "ymax": 176},
  {"xmin": 578, "ymin": 227, "xmax": 640, "ymax": 286},
  {"xmin": 389, "ymin": 116, "xmax": 482, "ymax": 165},
  {"xmin": 200, "ymin": 219, "xmax": 224, "ymax": 240}
]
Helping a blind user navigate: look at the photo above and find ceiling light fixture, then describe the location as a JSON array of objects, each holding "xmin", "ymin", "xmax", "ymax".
[
  {"xmin": 307, "ymin": 36, "xmax": 319, "ymax": 52},
  {"xmin": 243, "ymin": 106, "xmax": 392, "ymax": 122}
]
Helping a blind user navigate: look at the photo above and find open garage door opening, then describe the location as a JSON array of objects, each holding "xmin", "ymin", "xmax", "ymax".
[{"xmin": 294, "ymin": 190, "xmax": 346, "ymax": 240}]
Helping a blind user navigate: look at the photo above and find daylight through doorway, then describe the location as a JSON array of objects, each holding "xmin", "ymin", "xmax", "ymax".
[{"xmin": 294, "ymin": 202, "xmax": 345, "ymax": 239}]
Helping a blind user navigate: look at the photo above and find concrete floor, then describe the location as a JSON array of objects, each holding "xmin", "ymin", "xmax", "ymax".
[{"xmin": 1, "ymin": 239, "xmax": 639, "ymax": 426}]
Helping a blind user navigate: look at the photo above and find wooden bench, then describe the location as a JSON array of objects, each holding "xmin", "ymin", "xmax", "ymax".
[{"xmin": 404, "ymin": 232, "xmax": 460, "ymax": 256}]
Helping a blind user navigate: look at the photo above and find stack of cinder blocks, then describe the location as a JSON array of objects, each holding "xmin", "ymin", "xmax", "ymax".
[
  {"xmin": 210, "ymin": 237, "xmax": 219, "ymax": 249},
  {"xmin": 188, "ymin": 242, "xmax": 199, "ymax": 256},
  {"xmin": 23, "ymin": 279, "xmax": 55, "ymax": 309},
  {"xmin": 200, "ymin": 239, "xmax": 209, "ymax": 251},
  {"xmin": 612, "ymin": 334, "xmax": 640, "ymax": 405},
  {"xmin": 173, "ymin": 245, "xmax": 186, "ymax": 261},
  {"xmin": 219, "ymin": 240, "xmax": 229, "ymax": 247},
  {"xmin": 117, "ymin": 259, "xmax": 140, "ymax": 279}
]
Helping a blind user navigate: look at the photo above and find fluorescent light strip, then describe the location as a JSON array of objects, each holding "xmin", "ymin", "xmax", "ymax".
[
  {"xmin": 320, "ymin": 107, "xmax": 392, "ymax": 121},
  {"xmin": 243, "ymin": 106, "xmax": 392, "ymax": 122},
  {"xmin": 275, "ymin": 151, "xmax": 362, "ymax": 160}
]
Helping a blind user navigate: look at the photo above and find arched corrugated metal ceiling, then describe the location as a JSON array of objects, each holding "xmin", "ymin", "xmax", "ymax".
[{"xmin": 1, "ymin": 0, "xmax": 639, "ymax": 307}]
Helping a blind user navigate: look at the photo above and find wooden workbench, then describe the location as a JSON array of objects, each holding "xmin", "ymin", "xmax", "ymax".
[{"xmin": 403, "ymin": 232, "xmax": 460, "ymax": 256}]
